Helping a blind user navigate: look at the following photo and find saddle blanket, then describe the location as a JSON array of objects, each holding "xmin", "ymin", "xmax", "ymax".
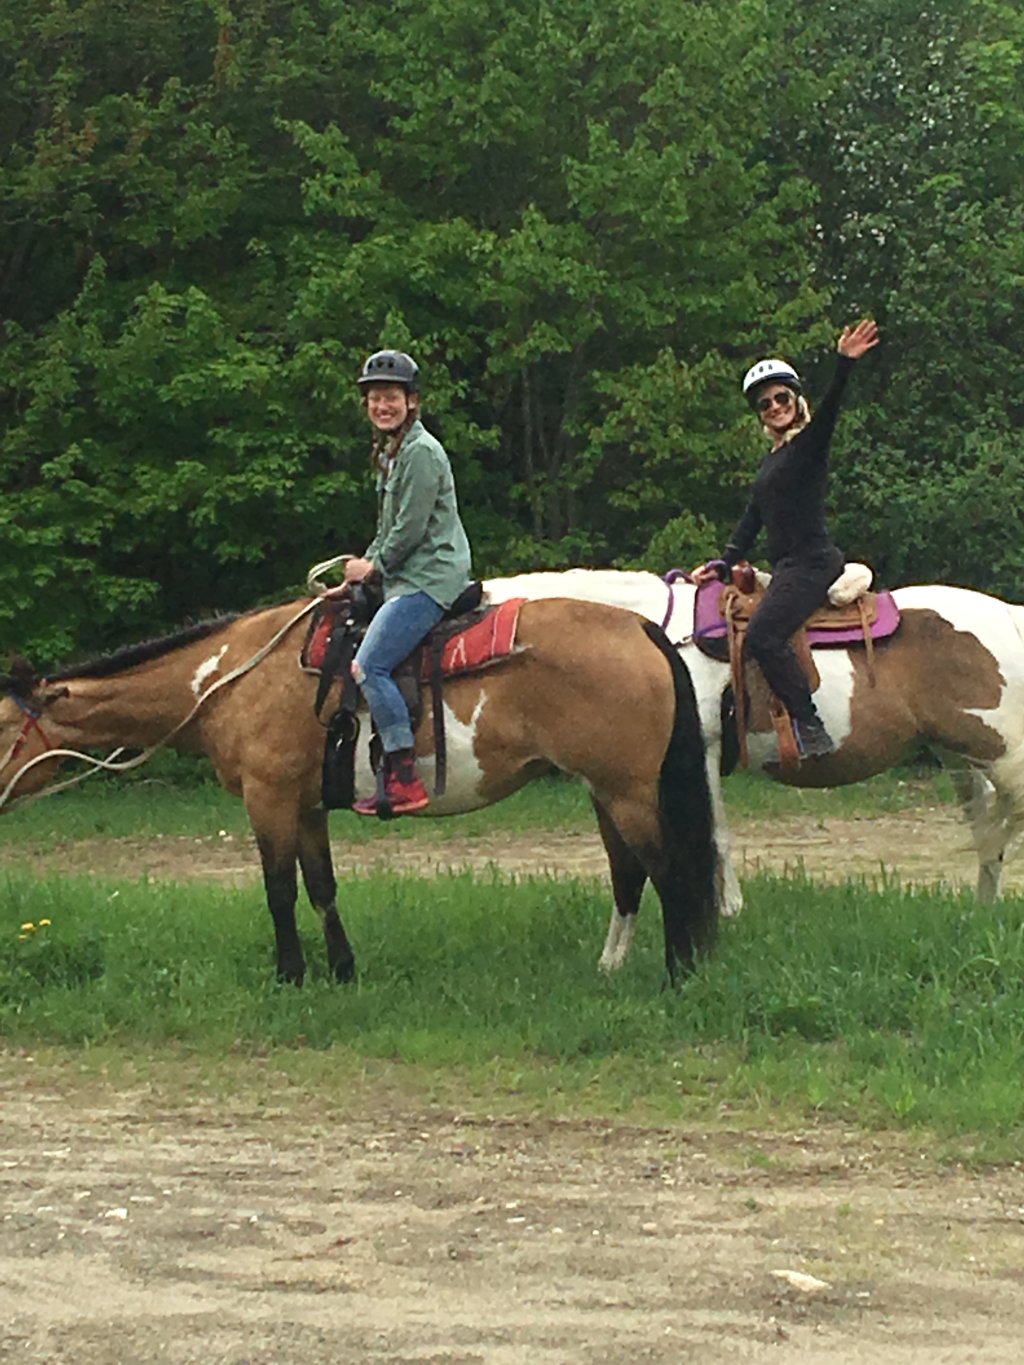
[
  {"xmin": 427, "ymin": 597, "xmax": 525, "ymax": 678},
  {"xmin": 693, "ymin": 580, "xmax": 901, "ymax": 647},
  {"xmin": 304, "ymin": 608, "xmax": 338, "ymax": 672},
  {"xmin": 303, "ymin": 598, "xmax": 526, "ymax": 679}
]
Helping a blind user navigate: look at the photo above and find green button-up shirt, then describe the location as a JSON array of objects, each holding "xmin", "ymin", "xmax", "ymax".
[{"xmin": 365, "ymin": 419, "xmax": 472, "ymax": 608}]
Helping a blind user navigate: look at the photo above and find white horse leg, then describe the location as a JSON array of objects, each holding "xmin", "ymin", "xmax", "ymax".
[
  {"xmin": 977, "ymin": 744, "xmax": 1024, "ymax": 899},
  {"xmin": 946, "ymin": 761, "xmax": 1010, "ymax": 902},
  {"xmin": 977, "ymin": 850, "xmax": 1005, "ymax": 903},
  {"xmin": 707, "ymin": 741, "xmax": 743, "ymax": 918},
  {"xmin": 971, "ymin": 774, "xmax": 1007, "ymax": 902},
  {"xmin": 592, "ymin": 797, "xmax": 647, "ymax": 973},
  {"xmin": 598, "ymin": 910, "xmax": 638, "ymax": 973},
  {"xmin": 596, "ymin": 749, "xmax": 738, "ymax": 969}
]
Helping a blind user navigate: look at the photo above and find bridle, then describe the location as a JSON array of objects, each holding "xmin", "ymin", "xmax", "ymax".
[{"xmin": 0, "ymin": 598, "xmax": 319, "ymax": 813}]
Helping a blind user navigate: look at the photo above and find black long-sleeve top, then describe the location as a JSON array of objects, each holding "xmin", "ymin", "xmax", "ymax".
[{"xmin": 722, "ymin": 354, "xmax": 855, "ymax": 569}]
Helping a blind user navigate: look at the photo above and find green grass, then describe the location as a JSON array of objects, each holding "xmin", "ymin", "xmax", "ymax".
[
  {"xmin": 3, "ymin": 863, "xmax": 1023, "ymax": 1156},
  {"xmin": 723, "ymin": 764, "xmax": 957, "ymax": 815},
  {"xmin": 0, "ymin": 756, "xmax": 994, "ymax": 1153}
]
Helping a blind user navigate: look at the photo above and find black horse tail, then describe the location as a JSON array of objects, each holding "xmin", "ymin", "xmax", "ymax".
[{"xmin": 642, "ymin": 620, "xmax": 718, "ymax": 969}]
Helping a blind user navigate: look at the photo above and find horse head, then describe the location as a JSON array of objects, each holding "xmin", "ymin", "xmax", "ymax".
[{"xmin": 0, "ymin": 656, "xmax": 70, "ymax": 805}]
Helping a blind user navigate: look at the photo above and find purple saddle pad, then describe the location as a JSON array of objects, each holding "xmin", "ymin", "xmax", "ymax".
[{"xmin": 693, "ymin": 580, "xmax": 901, "ymax": 647}]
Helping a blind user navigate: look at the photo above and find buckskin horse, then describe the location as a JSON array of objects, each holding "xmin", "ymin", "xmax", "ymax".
[
  {"xmin": 486, "ymin": 570, "xmax": 1024, "ymax": 962},
  {"xmin": 0, "ymin": 597, "xmax": 717, "ymax": 985}
]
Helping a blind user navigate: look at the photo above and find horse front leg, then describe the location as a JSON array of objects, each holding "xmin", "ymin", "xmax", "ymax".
[
  {"xmin": 592, "ymin": 798, "xmax": 647, "ymax": 972},
  {"xmin": 247, "ymin": 782, "xmax": 306, "ymax": 985},
  {"xmin": 297, "ymin": 806, "xmax": 356, "ymax": 983},
  {"xmin": 945, "ymin": 761, "xmax": 1008, "ymax": 902}
]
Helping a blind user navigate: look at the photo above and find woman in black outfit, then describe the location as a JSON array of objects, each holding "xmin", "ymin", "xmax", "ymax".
[{"xmin": 693, "ymin": 318, "xmax": 879, "ymax": 759}]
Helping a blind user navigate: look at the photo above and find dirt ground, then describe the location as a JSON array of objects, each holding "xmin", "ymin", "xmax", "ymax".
[
  {"xmin": 3, "ymin": 804, "xmax": 1021, "ymax": 893},
  {"xmin": 3, "ymin": 810, "xmax": 1024, "ymax": 1363}
]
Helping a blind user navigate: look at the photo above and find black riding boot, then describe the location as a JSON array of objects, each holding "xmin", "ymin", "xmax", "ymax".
[{"xmin": 793, "ymin": 709, "xmax": 836, "ymax": 758}]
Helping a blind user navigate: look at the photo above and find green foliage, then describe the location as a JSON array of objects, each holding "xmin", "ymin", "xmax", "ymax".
[{"xmin": 2, "ymin": 0, "xmax": 1023, "ymax": 660}]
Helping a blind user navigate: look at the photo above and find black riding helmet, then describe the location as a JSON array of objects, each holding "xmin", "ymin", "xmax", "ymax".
[{"xmin": 357, "ymin": 349, "xmax": 420, "ymax": 393}]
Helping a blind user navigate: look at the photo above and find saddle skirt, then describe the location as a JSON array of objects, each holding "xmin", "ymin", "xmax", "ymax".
[{"xmin": 693, "ymin": 575, "xmax": 900, "ymax": 660}]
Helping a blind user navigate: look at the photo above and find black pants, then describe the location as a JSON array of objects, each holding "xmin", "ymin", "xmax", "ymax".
[{"xmin": 744, "ymin": 550, "xmax": 843, "ymax": 721}]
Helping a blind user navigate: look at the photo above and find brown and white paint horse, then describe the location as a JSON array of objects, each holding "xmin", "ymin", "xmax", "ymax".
[
  {"xmin": 487, "ymin": 570, "xmax": 1024, "ymax": 963},
  {"xmin": 0, "ymin": 597, "xmax": 717, "ymax": 985}
]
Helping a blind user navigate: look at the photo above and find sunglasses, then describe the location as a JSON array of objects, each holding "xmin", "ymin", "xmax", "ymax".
[{"xmin": 756, "ymin": 391, "xmax": 795, "ymax": 413}]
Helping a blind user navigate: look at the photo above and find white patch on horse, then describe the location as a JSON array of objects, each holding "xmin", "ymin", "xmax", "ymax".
[
  {"xmin": 421, "ymin": 694, "xmax": 489, "ymax": 815},
  {"xmin": 191, "ymin": 645, "xmax": 229, "ymax": 697},
  {"xmin": 813, "ymin": 651, "xmax": 857, "ymax": 748},
  {"xmin": 747, "ymin": 650, "xmax": 857, "ymax": 770},
  {"xmin": 350, "ymin": 694, "xmax": 489, "ymax": 816}
]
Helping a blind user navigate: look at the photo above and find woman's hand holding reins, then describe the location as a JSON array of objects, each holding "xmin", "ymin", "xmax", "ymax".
[
  {"xmin": 690, "ymin": 560, "xmax": 728, "ymax": 586},
  {"xmin": 343, "ymin": 557, "xmax": 376, "ymax": 584},
  {"xmin": 319, "ymin": 556, "xmax": 376, "ymax": 600},
  {"xmin": 838, "ymin": 318, "xmax": 880, "ymax": 359}
]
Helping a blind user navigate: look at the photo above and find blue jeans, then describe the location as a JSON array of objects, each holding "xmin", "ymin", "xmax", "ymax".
[{"xmin": 353, "ymin": 592, "xmax": 445, "ymax": 752}]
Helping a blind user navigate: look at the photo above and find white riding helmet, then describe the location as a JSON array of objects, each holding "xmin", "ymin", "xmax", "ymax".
[{"xmin": 742, "ymin": 358, "xmax": 801, "ymax": 404}]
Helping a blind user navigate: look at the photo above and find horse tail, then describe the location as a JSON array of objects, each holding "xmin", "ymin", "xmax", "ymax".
[
  {"xmin": 642, "ymin": 620, "xmax": 719, "ymax": 963},
  {"xmin": 978, "ymin": 600, "xmax": 1024, "ymax": 851}
]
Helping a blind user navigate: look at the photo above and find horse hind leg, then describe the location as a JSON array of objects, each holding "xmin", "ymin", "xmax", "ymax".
[
  {"xmin": 592, "ymin": 799, "xmax": 647, "ymax": 973},
  {"xmin": 593, "ymin": 746, "xmax": 740, "ymax": 961},
  {"xmin": 297, "ymin": 806, "xmax": 355, "ymax": 982},
  {"xmin": 706, "ymin": 737, "xmax": 743, "ymax": 918},
  {"xmin": 645, "ymin": 623, "xmax": 719, "ymax": 982},
  {"xmin": 600, "ymin": 784, "xmax": 716, "ymax": 985}
]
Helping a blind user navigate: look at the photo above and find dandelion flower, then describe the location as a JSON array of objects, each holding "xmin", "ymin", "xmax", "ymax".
[
  {"xmin": 38, "ymin": 919, "xmax": 52, "ymax": 927},
  {"xmin": 20, "ymin": 922, "xmax": 36, "ymax": 933}
]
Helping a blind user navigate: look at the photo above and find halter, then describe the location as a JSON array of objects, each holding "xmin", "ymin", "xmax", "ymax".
[{"xmin": 1, "ymin": 690, "xmax": 57, "ymax": 773}]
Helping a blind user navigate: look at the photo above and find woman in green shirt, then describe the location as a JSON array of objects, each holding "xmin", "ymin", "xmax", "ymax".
[{"xmin": 343, "ymin": 350, "xmax": 472, "ymax": 816}]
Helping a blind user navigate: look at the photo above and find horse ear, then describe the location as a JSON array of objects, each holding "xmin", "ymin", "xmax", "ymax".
[
  {"xmin": 6, "ymin": 655, "xmax": 37, "ymax": 698},
  {"xmin": 40, "ymin": 684, "xmax": 70, "ymax": 707}
]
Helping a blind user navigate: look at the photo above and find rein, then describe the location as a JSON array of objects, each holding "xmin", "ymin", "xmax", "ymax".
[
  {"xmin": 660, "ymin": 569, "xmax": 695, "ymax": 645},
  {"xmin": 0, "ymin": 599, "xmax": 319, "ymax": 813}
]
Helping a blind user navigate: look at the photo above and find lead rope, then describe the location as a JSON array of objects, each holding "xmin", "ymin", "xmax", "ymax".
[{"xmin": 0, "ymin": 599, "xmax": 320, "ymax": 813}]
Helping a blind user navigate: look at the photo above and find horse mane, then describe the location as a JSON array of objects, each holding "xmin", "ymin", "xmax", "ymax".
[{"xmin": 50, "ymin": 612, "xmax": 245, "ymax": 683}]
